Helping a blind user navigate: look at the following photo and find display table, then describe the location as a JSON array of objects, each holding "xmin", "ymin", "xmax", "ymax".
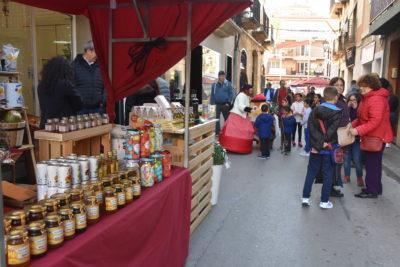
[
  {"xmin": 31, "ymin": 167, "xmax": 192, "ymax": 267},
  {"xmin": 163, "ymin": 120, "xmax": 216, "ymax": 233}
]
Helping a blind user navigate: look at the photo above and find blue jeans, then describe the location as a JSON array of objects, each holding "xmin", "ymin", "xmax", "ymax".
[
  {"xmin": 304, "ymin": 128, "xmax": 311, "ymax": 153},
  {"xmin": 334, "ymin": 163, "xmax": 343, "ymax": 187},
  {"xmin": 343, "ymin": 139, "xmax": 363, "ymax": 178},
  {"xmin": 302, "ymin": 153, "xmax": 334, "ymax": 202}
]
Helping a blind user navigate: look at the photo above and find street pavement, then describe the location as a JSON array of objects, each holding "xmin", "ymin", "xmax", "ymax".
[{"xmin": 186, "ymin": 144, "xmax": 400, "ymax": 267}]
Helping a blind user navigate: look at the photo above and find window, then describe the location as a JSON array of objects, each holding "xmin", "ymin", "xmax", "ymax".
[
  {"xmin": 268, "ymin": 62, "xmax": 280, "ymax": 69},
  {"xmin": 299, "ymin": 45, "xmax": 309, "ymax": 56},
  {"xmin": 297, "ymin": 62, "xmax": 308, "ymax": 75}
]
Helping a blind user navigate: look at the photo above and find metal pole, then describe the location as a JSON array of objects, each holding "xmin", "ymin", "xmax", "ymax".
[
  {"xmin": 0, "ymin": 166, "xmax": 5, "ymax": 267},
  {"xmin": 184, "ymin": 3, "xmax": 192, "ymax": 168},
  {"xmin": 108, "ymin": 2, "xmax": 113, "ymax": 122}
]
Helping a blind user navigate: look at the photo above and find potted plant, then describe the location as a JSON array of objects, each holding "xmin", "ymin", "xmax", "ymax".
[{"xmin": 211, "ymin": 142, "xmax": 228, "ymax": 205}]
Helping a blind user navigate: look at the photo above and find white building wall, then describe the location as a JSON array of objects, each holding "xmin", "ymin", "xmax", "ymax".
[{"xmin": 201, "ymin": 34, "xmax": 235, "ymax": 74}]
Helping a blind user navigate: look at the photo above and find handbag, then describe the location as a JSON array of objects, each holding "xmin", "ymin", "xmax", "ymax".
[
  {"xmin": 360, "ymin": 136, "xmax": 383, "ymax": 152},
  {"xmin": 337, "ymin": 123, "xmax": 355, "ymax": 147}
]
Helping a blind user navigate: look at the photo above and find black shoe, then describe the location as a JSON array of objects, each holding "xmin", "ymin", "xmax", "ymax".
[
  {"xmin": 330, "ymin": 188, "xmax": 344, "ymax": 198},
  {"xmin": 354, "ymin": 191, "xmax": 378, "ymax": 198}
]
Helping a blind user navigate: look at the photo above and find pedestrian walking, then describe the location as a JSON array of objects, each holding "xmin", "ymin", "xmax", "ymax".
[
  {"xmin": 254, "ymin": 104, "xmax": 275, "ymax": 159},
  {"xmin": 299, "ymin": 98, "xmax": 313, "ymax": 156},
  {"xmin": 350, "ymin": 74, "xmax": 393, "ymax": 198},
  {"xmin": 380, "ymin": 78, "xmax": 399, "ymax": 147},
  {"xmin": 343, "ymin": 93, "xmax": 364, "ymax": 186},
  {"xmin": 273, "ymin": 80, "xmax": 289, "ymax": 105},
  {"xmin": 291, "ymin": 93, "xmax": 305, "ymax": 147},
  {"xmin": 281, "ymin": 106, "xmax": 296, "ymax": 155},
  {"xmin": 210, "ymin": 71, "xmax": 235, "ymax": 135},
  {"xmin": 302, "ymin": 86, "xmax": 343, "ymax": 209}
]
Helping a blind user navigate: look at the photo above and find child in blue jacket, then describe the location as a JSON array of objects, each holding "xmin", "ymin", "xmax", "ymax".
[
  {"xmin": 254, "ymin": 104, "xmax": 275, "ymax": 159},
  {"xmin": 282, "ymin": 106, "xmax": 296, "ymax": 154}
]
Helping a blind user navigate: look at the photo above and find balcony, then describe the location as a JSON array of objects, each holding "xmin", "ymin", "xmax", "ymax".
[
  {"xmin": 240, "ymin": 0, "xmax": 261, "ymax": 30},
  {"xmin": 252, "ymin": 10, "xmax": 269, "ymax": 42},
  {"xmin": 330, "ymin": 0, "xmax": 343, "ymax": 18},
  {"xmin": 214, "ymin": 19, "xmax": 241, "ymax": 38},
  {"xmin": 369, "ymin": 0, "xmax": 400, "ymax": 35},
  {"xmin": 371, "ymin": 0, "xmax": 396, "ymax": 22}
]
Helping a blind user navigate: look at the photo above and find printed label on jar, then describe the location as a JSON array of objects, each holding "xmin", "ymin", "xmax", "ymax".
[
  {"xmin": 125, "ymin": 188, "xmax": 133, "ymax": 201},
  {"xmin": 87, "ymin": 205, "xmax": 100, "ymax": 220},
  {"xmin": 117, "ymin": 192, "xmax": 126, "ymax": 205},
  {"xmin": 30, "ymin": 235, "xmax": 47, "ymax": 255},
  {"xmin": 75, "ymin": 214, "xmax": 87, "ymax": 229},
  {"xmin": 133, "ymin": 184, "xmax": 141, "ymax": 195},
  {"xmin": 105, "ymin": 196, "xmax": 117, "ymax": 211},
  {"xmin": 7, "ymin": 243, "xmax": 30, "ymax": 265},
  {"xmin": 64, "ymin": 220, "xmax": 75, "ymax": 237},
  {"xmin": 48, "ymin": 226, "xmax": 64, "ymax": 245},
  {"xmin": 95, "ymin": 191, "xmax": 103, "ymax": 203}
]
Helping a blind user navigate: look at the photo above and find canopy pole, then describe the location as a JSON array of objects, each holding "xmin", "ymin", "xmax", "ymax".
[
  {"xmin": 183, "ymin": 2, "xmax": 192, "ymax": 168},
  {"xmin": 132, "ymin": 0, "xmax": 148, "ymax": 38},
  {"xmin": 0, "ymin": 165, "xmax": 5, "ymax": 267},
  {"xmin": 108, "ymin": 2, "xmax": 113, "ymax": 120}
]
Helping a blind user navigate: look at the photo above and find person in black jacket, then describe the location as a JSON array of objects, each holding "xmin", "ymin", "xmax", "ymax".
[
  {"xmin": 302, "ymin": 86, "xmax": 342, "ymax": 209},
  {"xmin": 73, "ymin": 40, "xmax": 105, "ymax": 114},
  {"xmin": 38, "ymin": 56, "xmax": 82, "ymax": 129}
]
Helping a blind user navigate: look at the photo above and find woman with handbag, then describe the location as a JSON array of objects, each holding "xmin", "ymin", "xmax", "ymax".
[
  {"xmin": 350, "ymin": 74, "xmax": 393, "ymax": 198},
  {"xmin": 343, "ymin": 93, "xmax": 364, "ymax": 186}
]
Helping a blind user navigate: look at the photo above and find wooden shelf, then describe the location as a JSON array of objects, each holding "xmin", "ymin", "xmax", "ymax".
[
  {"xmin": 162, "ymin": 119, "xmax": 218, "ymax": 134},
  {"xmin": 0, "ymin": 71, "xmax": 20, "ymax": 77},
  {"xmin": 34, "ymin": 124, "xmax": 112, "ymax": 142}
]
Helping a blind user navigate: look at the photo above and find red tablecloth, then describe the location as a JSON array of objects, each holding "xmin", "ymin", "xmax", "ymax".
[{"xmin": 31, "ymin": 167, "xmax": 192, "ymax": 267}]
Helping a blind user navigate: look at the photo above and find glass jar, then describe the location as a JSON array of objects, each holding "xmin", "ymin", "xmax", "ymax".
[
  {"xmin": 122, "ymin": 180, "xmax": 134, "ymax": 204},
  {"xmin": 27, "ymin": 222, "xmax": 47, "ymax": 258},
  {"xmin": 161, "ymin": 150, "xmax": 172, "ymax": 178},
  {"xmin": 102, "ymin": 113, "xmax": 109, "ymax": 124},
  {"xmin": 107, "ymin": 151, "xmax": 115, "ymax": 174},
  {"xmin": 85, "ymin": 196, "xmax": 100, "ymax": 224},
  {"xmin": 58, "ymin": 119, "xmax": 69, "ymax": 133},
  {"xmin": 109, "ymin": 173, "xmax": 119, "ymax": 185},
  {"xmin": 96, "ymin": 114, "xmax": 102, "ymax": 126},
  {"xmin": 84, "ymin": 115, "xmax": 91, "ymax": 128},
  {"xmin": 7, "ymin": 214, "xmax": 23, "ymax": 231},
  {"xmin": 27, "ymin": 205, "xmax": 45, "ymax": 224},
  {"xmin": 71, "ymin": 203, "xmax": 87, "ymax": 234},
  {"xmin": 140, "ymin": 158, "xmax": 155, "ymax": 187},
  {"xmin": 118, "ymin": 170, "xmax": 127, "ymax": 182},
  {"xmin": 68, "ymin": 118, "xmax": 77, "ymax": 132},
  {"xmin": 126, "ymin": 160, "xmax": 140, "ymax": 181},
  {"xmin": 39, "ymin": 199, "xmax": 58, "ymax": 215},
  {"xmin": 7, "ymin": 230, "xmax": 30, "ymax": 267},
  {"xmin": 104, "ymin": 187, "xmax": 117, "ymax": 214},
  {"xmin": 45, "ymin": 215, "xmax": 64, "ymax": 249},
  {"xmin": 90, "ymin": 114, "xmax": 97, "ymax": 127},
  {"xmin": 53, "ymin": 118, "xmax": 60, "ymax": 132},
  {"xmin": 132, "ymin": 177, "xmax": 141, "ymax": 199},
  {"xmin": 114, "ymin": 184, "xmax": 126, "ymax": 209},
  {"xmin": 45, "ymin": 119, "xmax": 54, "ymax": 132},
  {"xmin": 77, "ymin": 117, "xmax": 85, "ymax": 130},
  {"xmin": 51, "ymin": 193, "xmax": 70, "ymax": 208},
  {"xmin": 82, "ymin": 184, "xmax": 94, "ymax": 199},
  {"xmin": 10, "ymin": 210, "xmax": 26, "ymax": 227},
  {"xmin": 151, "ymin": 153, "xmax": 163, "ymax": 183},
  {"xmin": 91, "ymin": 181, "xmax": 104, "ymax": 212},
  {"xmin": 4, "ymin": 217, "xmax": 11, "ymax": 234},
  {"xmin": 113, "ymin": 150, "xmax": 119, "ymax": 173},
  {"xmin": 102, "ymin": 177, "xmax": 112, "ymax": 188},
  {"xmin": 69, "ymin": 188, "xmax": 83, "ymax": 203},
  {"xmin": 59, "ymin": 208, "xmax": 75, "ymax": 240}
]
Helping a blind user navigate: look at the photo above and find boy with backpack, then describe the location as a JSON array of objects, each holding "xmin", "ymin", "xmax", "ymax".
[
  {"xmin": 301, "ymin": 86, "xmax": 343, "ymax": 209},
  {"xmin": 254, "ymin": 104, "xmax": 275, "ymax": 159}
]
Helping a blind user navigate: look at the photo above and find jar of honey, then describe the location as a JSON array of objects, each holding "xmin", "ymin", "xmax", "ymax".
[
  {"xmin": 9, "ymin": 210, "xmax": 26, "ymax": 227},
  {"xmin": 114, "ymin": 184, "xmax": 126, "ymax": 209},
  {"xmin": 71, "ymin": 203, "xmax": 87, "ymax": 234},
  {"xmin": 51, "ymin": 193, "xmax": 70, "ymax": 208},
  {"xmin": 27, "ymin": 222, "xmax": 47, "ymax": 258},
  {"xmin": 90, "ymin": 181, "xmax": 104, "ymax": 212},
  {"xmin": 45, "ymin": 215, "xmax": 64, "ymax": 248},
  {"xmin": 7, "ymin": 214, "xmax": 23, "ymax": 231},
  {"xmin": 4, "ymin": 217, "xmax": 11, "ymax": 234},
  {"xmin": 39, "ymin": 199, "xmax": 58, "ymax": 215},
  {"xmin": 118, "ymin": 170, "xmax": 127, "ymax": 181},
  {"xmin": 85, "ymin": 196, "xmax": 100, "ymax": 224},
  {"xmin": 126, "ymin": 160, "xmax": 140, "ymax": 181},
  {"xmin": 69, "ymin": 189, "xmax": 83, "ymax": 203},
  {"xmin": 122, "ymin": 180, "xmax": 134, "ymax": 203},
  {"xmin": 7, "ymin": 229, "xmax": 30, "ymax": 267},
  {"xmin": 104, "ymin": 187, "xmax": 117, "ymax": 214},
  {"xmin": 102, "ymin": 177, "xmax": 112, "ymax": 188},
  {"xmin": 27, "ymin": 205, "xmax": 45, "ymax": 224},
  {"xmin": 82, "ymin": 184, "xmax": 94, "ymax": 199},
  {"xmin": 59, "ymin": 208, "xmax": 75, "ymax": 240},
  {"xmin": 132, "ymin": 177, "xmax": 141, "ymax": 199}
]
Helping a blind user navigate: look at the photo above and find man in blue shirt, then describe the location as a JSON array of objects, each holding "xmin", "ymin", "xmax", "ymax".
[
  {"xmin": 210, "ymin": 71, "xmax": 235, "ymax": 134},
  {"xmin": 263, "ymin": 82, "xmax": 275, "ymax": 102}
]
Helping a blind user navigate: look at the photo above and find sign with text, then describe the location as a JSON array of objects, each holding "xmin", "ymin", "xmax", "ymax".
[{"xmin": 345, "ymin": 46, "xmax": 356, "ymax": 67}]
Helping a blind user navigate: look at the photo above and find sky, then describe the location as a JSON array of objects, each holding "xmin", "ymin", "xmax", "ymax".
[{"xmin": 264, "ymin": 0, "xmax": 330, "ymax": 18}]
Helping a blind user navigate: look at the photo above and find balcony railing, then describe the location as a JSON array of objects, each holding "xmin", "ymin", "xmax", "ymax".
[
  {"xmin": 370, "ymin": 0, "xmax": 396, "ymax": 22},
  {"xmin": 330, "ymin": 0, "xmax": 343, "ymax": 17},
  {"xmin": 252, "ymin": 9, "xmax": 269, "ymax": 42},
  {"xmin": 238, "ymin": 0, "xmax": 261, "ymax": 30}
]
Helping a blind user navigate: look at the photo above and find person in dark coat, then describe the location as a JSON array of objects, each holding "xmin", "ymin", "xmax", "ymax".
[
  {"xmin": 38, "ymin": 56, "xmax": 82, "ymax": 129},
  {"xmin": 73, "ymin": 40, "xmax": 105, "ymax": 114},
  {"xmin": 380, "ymin": 78, "xmax": 399, "ymax": 140}
]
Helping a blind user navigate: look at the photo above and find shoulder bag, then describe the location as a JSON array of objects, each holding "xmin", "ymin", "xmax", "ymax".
[
  {"xmin": 337, "ymin": 122, "xmax": 355, "ymax": 147},
  {"xmin": 360, "ymin": 136, "xmax": 383, "ymax": 152}
]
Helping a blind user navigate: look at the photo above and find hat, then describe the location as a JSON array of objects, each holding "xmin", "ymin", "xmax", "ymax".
[{"xmin": 218, "ymin": 71, "xmax": 225, "ymax": 76}]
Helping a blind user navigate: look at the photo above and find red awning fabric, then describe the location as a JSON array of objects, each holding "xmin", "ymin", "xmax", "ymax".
[
  {"xmin": 13, "ymin": 0, "xmax": 251, "ymax": 120},
  {"xmin": 300, "ymin": 77, "xmax": 330, "ymax": 87},
  {"xmin": 290, "ymin": 79, "xmax": 305, "ymax": 87}
]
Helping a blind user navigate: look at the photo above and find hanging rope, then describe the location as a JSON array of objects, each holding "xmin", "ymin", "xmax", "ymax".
[{"xmin": 127, "ymin": 37, "xmax": 167, "ymax": 75}]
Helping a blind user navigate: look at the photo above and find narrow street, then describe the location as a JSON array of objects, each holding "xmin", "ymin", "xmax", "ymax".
[{"xmin": 187, "ymin": 145, "xmax": 400, "ymax": 267}]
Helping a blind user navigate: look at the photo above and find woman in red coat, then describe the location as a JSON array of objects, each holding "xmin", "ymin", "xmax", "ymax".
[{"xmin": 350, "ymin": 74, "xmax": 393, "ymax": 198}]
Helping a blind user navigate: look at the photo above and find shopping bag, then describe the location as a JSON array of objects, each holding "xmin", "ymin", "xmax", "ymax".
[{"xmin": 337, "ymin": 123, "xmax": 355, "ymax": 147}]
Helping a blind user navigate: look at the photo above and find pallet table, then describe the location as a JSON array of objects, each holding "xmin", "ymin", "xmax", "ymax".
[
  {"xmin": 163, "ymin": 119, "xmax": 216, "ymax": 234},
  {"xmin": 34, "ymin": 124, "xmax": 112, "ymax": 161}
]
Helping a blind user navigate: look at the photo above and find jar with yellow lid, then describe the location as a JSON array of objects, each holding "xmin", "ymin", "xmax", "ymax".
[
  {"xmin": 91, "ymin": 181, "xmax": 104, "ymax": 211},
  {"xmin": 39, "ymin": 199, "xmax": 58, "ymax": 215},
  {"xmin": 102, "ymin": 177, "xmax": 112, "ymax": 188},
  {"xmin": 122, "ymin": 180, "xmax": 134, "ymax": 203},
  {"xmin": 7, "ymin": 214, "xmax": 23, "ymax": 231},
  {"xmin": 26, "ymin": 205, "xmax": 45, "ymax": 224},
  {"xmin": 51, "ymin": 193, "xmax": 70, "ymax": 208},
  {"xmin": 132, "ymin": 177, "xmax": 141, "ymax": 199},
  {"xmin": 104, "ymin": 187, "xmax": 117, "ymax": 214},
  {"xmin": 27, "ymin": 222, "xmax": 47, "ymax": 258},
  {"xmin": 71, "ymin": 203, "xmax": 87, "ymax": 233},
  {"xmin": 85, "ymin": 196, "xmax": 100, "ymax": 224},
  {"xmin": 44, "ymin": 215, "xmax": 64, "ymax": 249},
  {"xmin": 114, "ymin": 184, "xmax": 126, "ymax": 209},
  {"xmin": 9, "ymin": 210, "xmax": 26, "ymax": 227},
  {"xmin": 58, "ymin": 208, "xmax": 75, "ymax": 240},
  {"xmin": 7, "ymin": 229, "xmax": 30, "ymax": 267},
  {"xmin": 69, "ymin": 188, "xmax": 83, "ymax": 203}
]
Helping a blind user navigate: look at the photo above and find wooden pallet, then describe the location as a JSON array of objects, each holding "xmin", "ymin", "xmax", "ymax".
[
  {"xmin": 34, "ymin": 124, "xmax": 112, "ymax": 161},
  {"xmin": 163, "ymin": 120, "xmax": 217, "ymax": 234}
]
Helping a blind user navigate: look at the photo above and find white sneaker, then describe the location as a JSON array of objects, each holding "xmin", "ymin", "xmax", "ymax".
[
  {"xmin": 299, "ymin": 151, "xmax": 310, "ymax": 157},
  {"xmin": 319, "ymin": 201, "xmax": 333, "ymax": 209},
  {"xmin": 302, "ymin": 198, "xmax": 311, "ymax": 207},
  {"xmin": 386, "ymin": 143, "xmax": 391, "ymax": 148}
]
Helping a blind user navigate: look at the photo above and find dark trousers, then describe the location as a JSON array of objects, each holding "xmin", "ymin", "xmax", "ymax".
[
  {"xmin": 292, "ymin": 122, "xmax": 302, "ymax": 143},
  {"xmin": 304, "ymin": 128, "xmax": 311, "ymax": 153},
  {"xmin": 364, "ymin": 148, "xmax": 384, "ymax": 195},
  {"xmin": 216, "ymin": 103, "xmax": 230, "ymax": 134},
  {"xmin": 260, "ymin": 138, "xmax": 271, "ymax": 157},
  {"xmin": 302, "ymin": 153, "xmax": 334, "ymax": 202},
  {"xmin": 284, "ymin": 133, "xmax": 292, "ymax": 152}
]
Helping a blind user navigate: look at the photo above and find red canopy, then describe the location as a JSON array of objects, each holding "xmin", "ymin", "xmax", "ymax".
[
  {"xmin": 14, "ymin": 0, "xmax": 251, "ymax": 120},
  {"xmin": 299, "ymin": 77, "xmax": 330, "ymax": 87}
]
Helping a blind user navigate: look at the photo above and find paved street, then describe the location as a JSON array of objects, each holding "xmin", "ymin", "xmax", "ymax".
[{"xmin": 187, "ymin": 145, "xmax": 400, "ymax": 267}]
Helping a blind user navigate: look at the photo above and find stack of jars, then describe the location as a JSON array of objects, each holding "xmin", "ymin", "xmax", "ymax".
[{"xmin": 44, "ymin": 113, "xmax": 109, "ymax": 133}]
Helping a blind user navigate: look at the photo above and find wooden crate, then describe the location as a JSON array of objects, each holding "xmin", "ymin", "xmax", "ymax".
[
  {"xmin": 163, "ymin": 120, "xmax": 217, "ymax": 234},
  {"xmin": 34, "ymin": 124, "xmax": 112, "ymax": 161}
]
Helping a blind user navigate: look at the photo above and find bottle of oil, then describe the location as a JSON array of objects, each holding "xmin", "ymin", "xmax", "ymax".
[
  {"xmin": 98, "ymin": 154, "xmax": 104, "ymax": 178},
  {"xmin": 112, "ymin": 150, "xmax": 119, "ymax": 173},
  {"xmin": 101, "ymin": 153, "xmax": 108, "ymax": 176},
  {"xmin": 107, "ymin": 151, "xmax": 114, "ymax": 174}
]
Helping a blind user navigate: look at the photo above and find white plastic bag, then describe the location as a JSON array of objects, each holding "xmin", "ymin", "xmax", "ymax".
[{"xmin": 2, "ymin": 44, "xmax": 20, "ymax": 71}]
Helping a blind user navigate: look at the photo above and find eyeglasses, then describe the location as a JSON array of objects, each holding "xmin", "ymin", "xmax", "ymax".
[{"xmin": 349, "ymin": 99, "xmax": 357, "ymax": 102}]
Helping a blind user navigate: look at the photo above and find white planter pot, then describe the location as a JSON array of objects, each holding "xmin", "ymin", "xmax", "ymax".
[{"xmin": 211, "ymin": 165, "xmax": 223, "ymax": 205}]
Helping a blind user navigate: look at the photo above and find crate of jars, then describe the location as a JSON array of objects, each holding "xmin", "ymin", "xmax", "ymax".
[{"xmin": 34, "ymin": 113, "xmax": 112, "ymax": 161}]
